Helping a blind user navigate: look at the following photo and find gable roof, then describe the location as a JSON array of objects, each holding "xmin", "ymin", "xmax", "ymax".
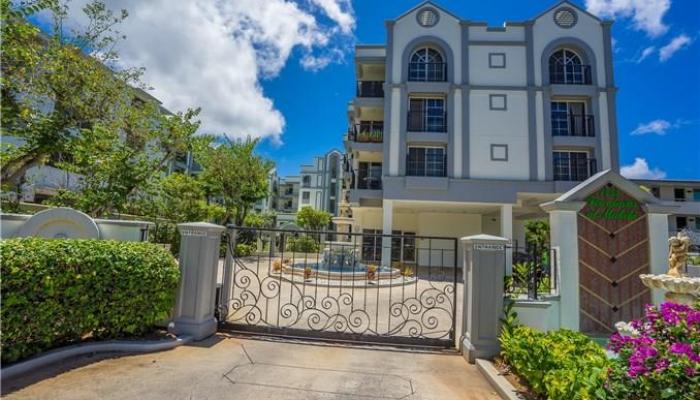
[
  {"xmin": 390, "ymin": 1, "xmax": 462, "ymax": 24},
  {"xmin": 530, "ymin": 0, "xmax": 606, "ymax": 24}
]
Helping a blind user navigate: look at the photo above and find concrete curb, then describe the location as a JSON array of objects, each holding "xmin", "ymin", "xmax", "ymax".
[
  {"xmin": 475, "ymin": 359, "xmax": 523, "ymax": 400},
  {"xmin": 1, "ymin": 336, "xmax": 193, "ymax": 381}
]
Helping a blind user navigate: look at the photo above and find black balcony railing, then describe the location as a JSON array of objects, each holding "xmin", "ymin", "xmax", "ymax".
[
  {"xmin": 408, "ymin": 62, "xmax": 447, "ymax": 82},
  {"xmin": 553, "ymin": 157, "xmax": 597, "ymax": 181},
  {"xmin": 549, "ymin": 64, "xmax": 592, "ymax": 85},
  {"xmin": 348, "ymin": 122, "xmax": 383, "ymax": 143},
  {"xmin": 407, "ymin": 110, "xmax": 447, "ymax": 132},
  {"xmin": 406, "ymin": 154, "xmax": 447, "ymax": 177},
  {"xmin": 356, "ymin": 81, "xmax": 384, "ymax": 97},
  {"xmin": 552, "ymin": 114, "xmax": 595, "ymax": 137}
]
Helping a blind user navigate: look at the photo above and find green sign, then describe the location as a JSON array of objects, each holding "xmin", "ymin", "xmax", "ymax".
[{"xmin": 584, "ymin": 186, "xmax": 639, "ymax": 222}]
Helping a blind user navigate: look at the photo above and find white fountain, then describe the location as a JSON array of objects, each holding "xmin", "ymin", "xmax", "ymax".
[{"xmin": 640, "ymin": 232, "xmax": 700, "ymax": 305}]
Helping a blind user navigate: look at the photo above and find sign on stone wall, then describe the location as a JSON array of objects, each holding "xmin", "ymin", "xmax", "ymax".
[{"xmin": 578, "ymin": 183, "xmax": 650, "ymax": 334}]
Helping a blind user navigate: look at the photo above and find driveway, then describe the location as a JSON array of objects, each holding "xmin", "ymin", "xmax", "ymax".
[{"xmin": 3, "ymin": 335, "xmax": 499, "ymax": 400}]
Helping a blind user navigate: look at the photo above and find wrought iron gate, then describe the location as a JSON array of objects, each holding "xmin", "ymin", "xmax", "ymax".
[{"xmin": 217, "ymin": 226, "xmax": 460, "ymax": 348}]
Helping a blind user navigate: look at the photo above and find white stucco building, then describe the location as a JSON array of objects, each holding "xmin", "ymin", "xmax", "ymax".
[
  {"xmin": 344, "ymin": 1, "xmax": 621, "ymax": 266},
  {"xmin": 298, "ymin": 149, "xmax": 344, "ymax": 217}
]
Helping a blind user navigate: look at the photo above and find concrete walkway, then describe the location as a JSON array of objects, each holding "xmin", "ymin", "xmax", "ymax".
[{"xmin": 3, "ymin": 335, "xmax": 499, "ymax": 400}]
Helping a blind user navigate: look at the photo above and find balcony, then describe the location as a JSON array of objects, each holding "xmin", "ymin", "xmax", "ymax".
[
  {"xmin": 552, "ymin": 114, "xmax": 595, "ymax": 137},
  {"xmin": 356, "ymin": 81, "xmax": 384, "ymax": 97},
  {"xmin": 407, "ymin": 110, "xmax": 447, "ymax": 132},
  {"xmin": 549, "ymin": 64, "xmax": 592, "ymax": 85},
  {"xmin": 553, "ymin": 157, "xmax": 597, "ymax": 181},
  {"xmin": 348, "ymin": 122, "xmax": 383, "ymax": 143},
  {"xmin": 408, "ymin": 62, "xmax": 447, "ymax": 82}
]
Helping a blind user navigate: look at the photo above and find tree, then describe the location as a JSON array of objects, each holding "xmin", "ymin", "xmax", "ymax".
[
  {"xmin": 524, "ymin": 220, "xmax": 550, "ymax": 248},
  {"xmin": 296, "ymin": 207, "xmax": 332, "ymax": 232},
  {"xmin": 195, "ymin": 137, "xmax": 273, "ymax": 226}
]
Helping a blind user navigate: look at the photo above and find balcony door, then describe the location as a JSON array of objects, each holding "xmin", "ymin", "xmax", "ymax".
[
  {"xmin": 551, "ymin": 101, "xmax": 589, "ymax": 136},
  {"xmin": 408, "ymin": 98, "xmax": 445, "ymax": 132},
  {"xmin": 553, "ymin": 150, "xmax": 594, "ymax": 181}
]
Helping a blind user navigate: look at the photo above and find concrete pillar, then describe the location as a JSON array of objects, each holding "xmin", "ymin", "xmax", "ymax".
[
  {"xmin": 381, "ymin": 199, "xmax": 394, "ymax": 267},
  {"xmin": 173, "ymin": 222, "xmax": 225, "ymax": 340},
  {"xmin": 500, "ymin": 204, "xmax": 514, "ymax": 274},
  {"xmin": 460, "ymin": 234, "xmax": 509, "ymax": 363},
  {"xmin": 648, "ymin": 213, "xmax": 670, "ymax": 304},
  {"xmin": 542, "ymin": 202, "xmax": 584, "ymax": 330}
]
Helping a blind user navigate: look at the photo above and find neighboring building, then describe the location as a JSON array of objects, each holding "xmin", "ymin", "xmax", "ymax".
[
  {"xmin": 344, "ymin": 1, "xmax": 621, "ymax": 266},
  {"xmin": 298, "ymin": 149, "xmax": 344, "ymax": 216},
  {"xmin": 271, "ymin": 175, "xmax": 301, "ymax": 228},
  {"xmin": 633, "ymin": 179, "xmax": 700, "ymax": 236}
]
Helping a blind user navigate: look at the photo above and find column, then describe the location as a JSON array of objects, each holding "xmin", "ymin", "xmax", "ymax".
[
  {"xmin": 500, "ymin": 204, "xmax": 514, "ymax": 274},
  {"xmin": 381, "ymin": 199, "xmax": 394, "ymax": 267},
  {"xmin": 173, "ymin": 222, "xmax": 225, "ymax": 340},
  {"xmin": 543, "ymin": 203, "xmax": 583, "ymax": 330},
  {"xmin": 647, "ymin": 213, "xmax": 670, "ymax": 304},
  {"xmin": 460, "ymin": 234, "xmax": 509, "ymax": 363}
]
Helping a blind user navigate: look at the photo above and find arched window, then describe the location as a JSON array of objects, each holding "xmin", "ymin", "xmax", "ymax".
[
  {"xmin": 408, "ymin": 47, "xmax": 446, "ymax": 81},
  {"xmin": 548, "ymin": 49, "xmax": 590, "ymax": 84}
]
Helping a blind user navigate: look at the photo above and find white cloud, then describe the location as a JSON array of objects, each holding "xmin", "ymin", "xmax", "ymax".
[
  {"xmin": 636, "ymin": 46, "xmax": 655, "ymax": 62},
  {"xmin": 620, "ymin": 158, "xmax": 667, "ymax": 179},
  {"xmin": 47, "ymin": 0, "xmax": 355, "ymax": 142},
  {"xmin": 585, "ymin": 0, "xmax": 671, "ymax": 37},
  {"xmin": 631, "ymin": 119, "xmax": 672, "ymax": 135},
  {"xmin": 659, "ymin": 34, "xmax": 692, "ymax": 61}
]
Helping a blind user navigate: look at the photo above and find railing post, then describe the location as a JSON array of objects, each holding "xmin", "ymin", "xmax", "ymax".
[
  {"xmin": 460, "ymin": 234, "xmax": 509, "ymax": 363},
  {"xmin": 172, "ymin": 222, "xmax": 225, "ymax": 340}
]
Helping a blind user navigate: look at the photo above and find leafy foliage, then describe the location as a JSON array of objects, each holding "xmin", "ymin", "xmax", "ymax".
[
  {"xmin": 295, "ymin": 206, "xmax": 332, "ymax": 231},
  {"xmin": 606, "ymin": 303, "xmax": 700, "ymax": 399},
  {"xmin": 286, "ymin": 235, "xmax": 320, "ymax": 253},
  {"xmin": 0, "ymin": 238, "xmax": 180, "ymax": 363},
  {"xmin": 524, "ymin": 220, "xmax": 550, "ymax": 247},
  {"xmin": 500, "ymin": 326, "xmax": 609, "ymax": 399}
]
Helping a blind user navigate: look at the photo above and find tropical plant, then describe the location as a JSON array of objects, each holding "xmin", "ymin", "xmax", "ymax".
[
  {"xmin": 295, "ymin": 206, "xmax": 332, "ymax": 232},
  {"xmin": 286, "ymin": 235, "xmax": 320, "ymax": 253}
]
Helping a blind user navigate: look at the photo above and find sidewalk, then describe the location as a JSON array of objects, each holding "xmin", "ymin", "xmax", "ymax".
[{"xmin": 3, "ymin": 335, "xmax": 500, "ymax": 400}]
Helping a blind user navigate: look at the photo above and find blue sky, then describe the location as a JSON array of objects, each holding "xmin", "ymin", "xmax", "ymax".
[
  {"xmin": 28, "ymin": 0, "xmax": 699, "ymax": 180},
  {"xmin": 257, "ymin": 0, "xmax": 700, "ymax": 179}
]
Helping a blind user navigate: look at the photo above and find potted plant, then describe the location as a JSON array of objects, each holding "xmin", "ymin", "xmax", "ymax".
[
  {"xmin": 303, "ymin": 266, "xmax": 314, "ymax": 280},
  {"xmin": 367, "ymin": 265, "xmax": 377, "ymax": 281}
]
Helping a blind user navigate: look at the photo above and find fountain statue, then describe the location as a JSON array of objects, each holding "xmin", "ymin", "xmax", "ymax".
[{"xmin": 640, "ymin": 232, "xmax": 700, "ymax": 305}]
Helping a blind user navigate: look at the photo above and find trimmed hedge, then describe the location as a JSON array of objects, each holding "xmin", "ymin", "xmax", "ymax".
[
  {"xmin": 500, "ymin": 326, "xmax": 610, "ymax": 399},
  {"xmin": 0, "ymin": 238, "xmax": 180, "ymax": 363}
]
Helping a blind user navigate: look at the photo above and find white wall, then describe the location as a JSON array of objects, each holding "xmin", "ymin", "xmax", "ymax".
[
  {"xmin": 468, "ymin": 46, "xmax": 527, "ymax": 86},
  {"xmin": 468, "ymin": 26, "xmax": 525, "ymax": 41},
  {"xmin": 469, "ymin": 90, "xmax": 530, "ymax": 180}
]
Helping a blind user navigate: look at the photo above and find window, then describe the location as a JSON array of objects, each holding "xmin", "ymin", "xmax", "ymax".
[
  {"xmin": 694, "ymin": 189, "xmax": 700, "ymax": 201},
  {"xmin": 551, "ymin": 101, "xmax": 593, "ymax": 136},
  {"xmin": 549, "ymin": 49, "xmax": 590, "ymax": 84},
  {"xmin": 408, "ymin": 98, "xmax": 446, "ymax": 132},
  {"xmin": 330, "ymin": 181, "xmax": 337, "ymax": 195},
  {"xmin": 391, "ymin": 231, "xmax": 416, "ymax": 263},
  {"xmin": 301, "ymin": 191, "xmax": 310, "ymax": 203},
  {"xmin": 358, "ymin": 162, "xmax": 382, "ymax": 189},
  {"xmin": 408, "ymin": 47, "xmax": 446, "ymax": 81},
  {"xmin": 302, "ymin": 175, "xmax": 311, "ymax": 188},
  {"xmin": 553, "ymin": 151, "xmax": 595, "ymax": 181},
  {"xmin": 695, "ymin": 218, "xmax": 700, "ymax": 230},
  {"xmin": 651, "ymin": 187, "xmax": 660, "ymax": 198},
  {"xmin": 677, "ymin": 216, "xmax": 688, "ymax": 230},
  {"xmin": 362, "ymin": 229, "xmax": 381, "ymax": 262},
  {"xmin": 489, "ymin": 94, "xmax": 507, "ymax": 110},
  {"xmin": 674, "ymin": 188, "xmax": 686, "ymax": 201},
  {"xmin": 407, "ymin": 147, "xmax": 446, "ymax": 177},
  {"xmin": 489, "ymin": 53, "xmax": 506, "ymax": 68},
  {"xmin": 490, "ymin": 144, "xmax": 508, "ymax": 161}
]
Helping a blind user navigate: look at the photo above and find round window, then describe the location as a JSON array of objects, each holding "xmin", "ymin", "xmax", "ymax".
[
  {"xmin": 416, "ymin": 8, "xmax": 439, "ymax": 28},
  {"xmin": 553, "ymin": 8, "xmax": 577, "ymax": 29}
]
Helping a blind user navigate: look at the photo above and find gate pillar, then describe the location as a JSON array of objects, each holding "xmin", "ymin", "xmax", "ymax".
[
  {"xmin": 173, "ymin": 222, "xmax": 225, "ymax": 340},
  {"xmin": 460, "ymin": 234, "xmax": 509, "ymax": 363}
]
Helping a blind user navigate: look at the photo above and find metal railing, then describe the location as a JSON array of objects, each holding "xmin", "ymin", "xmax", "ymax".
[
  {"xmin": 552, "ymin": 114, "xmax": 595, "ymax": 137},
  {"xmin": 506, "ymin": 243, "xmax": 558, "ymax": 300},
  {"xmin": 407, "ymin": 110, "xmax": 447, "ymax": 132},
  {"xmin": 408, "ymin": 62, "xmax": 447, "ymax": 82},
  {"xmin": 348, "ymin": 122, "xmax": 383, "ymax": 143},
  {"xmin": 553, "ymin": 158, "xmax": 597, "ymax": 181},
  {"xmin": 356, "ymin": 80, "xmax": 384, "ymax": 97},
  {"xmin": 549, "ymin": 64, "xmax": 592, "ymax": 85},
  {"xmin": 406, "ymin": 154, "xmax": 447, "ymax": 177}
]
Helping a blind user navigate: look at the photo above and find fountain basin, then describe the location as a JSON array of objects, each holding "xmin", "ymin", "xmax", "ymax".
[
  {"xmin": 282, "ymin": 263, "xmax": 401, "ymax": 280},
  {"xmin": 640, "ymin": 274, "xmax": 700, "ymax": 305}
]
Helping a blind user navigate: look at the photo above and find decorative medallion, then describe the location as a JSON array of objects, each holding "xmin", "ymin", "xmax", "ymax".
[
  {"xmin": 416, "ymin": 8, "xmax": 439, "ymax": 28},
  {"xmin": 553, "ymin": 7, "xmax": 577, "ymax": 29}
]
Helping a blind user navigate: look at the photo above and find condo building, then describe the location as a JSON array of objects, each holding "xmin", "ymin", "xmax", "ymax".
[
  {"xmin": 344, "ymin": 1, "xmax": 621, "ymax": 266},
  {"xmin": 299, "ymin": 149, "xmax": 345, "ymax": 217}
]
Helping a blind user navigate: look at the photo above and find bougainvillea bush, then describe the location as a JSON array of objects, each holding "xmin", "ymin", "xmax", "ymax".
[
  {"xmin": 606, "ymin": 302, "xmax": 700, "ymax": 399},
  {"xmin": 1, "ymin": 238, "xmax": 180, "ymax": 363}
]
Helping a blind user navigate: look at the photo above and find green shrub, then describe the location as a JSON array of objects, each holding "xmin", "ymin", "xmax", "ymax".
[
  {"xmin": 0, "ymin": 238, "xmax": 180, "ymax": 363},
  {"xmin": 234, "ymin": 243, "xmax": 255, "ymax": 257},
  {"xmin": 500, "ymin": 326, "xmax": 609, "ymax": 399},
  {"xmin": 286, "ymin": 235, "xmax": 320, "ymax": 253}
]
